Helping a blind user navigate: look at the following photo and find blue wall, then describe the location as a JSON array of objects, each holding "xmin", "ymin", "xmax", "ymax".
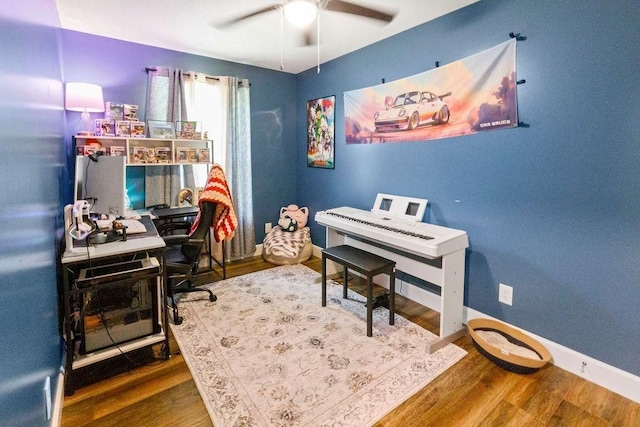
[
  {"xmin": 297, "ymin": 0, "xmax": 640, "ymax": 377},
  {"xmin": 2, "ymin": 2, "xmax": 638, "ymax": 423},
  {"xmin": 0, "ymin": 7, "xmax": 298, "ymax": 423},
  {"xmin": 0, "ymin": 1, "xmax": 66, "ymax": 425}
]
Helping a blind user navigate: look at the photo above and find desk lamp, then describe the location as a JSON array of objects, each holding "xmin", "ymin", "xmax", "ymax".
[{"xmin": 65, "ymin": 82, "xmax": 104, "ymax": 136}]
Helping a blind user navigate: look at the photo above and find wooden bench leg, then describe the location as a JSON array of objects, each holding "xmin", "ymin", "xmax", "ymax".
[
  {"xmin": 321, "ymin": 253, "xmax": 327, "ymax": 307},
  {"xmin": 389, "ymin": 268, "xmax": 395, "ymax": 325},
  {"xmin": 342, "ymin": 266, "xmax": 348, "ymax": 299},
  {"xmin": 366, "ymin": 275, "xmax": 373, "ymax": 337}
]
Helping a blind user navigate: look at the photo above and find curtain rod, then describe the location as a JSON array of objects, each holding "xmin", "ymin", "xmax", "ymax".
[
  {"xmin": 145, "ymin": 67, "xmax": 219, "ymax": 80},
  {"xmin": 145, "ymin": 67, "xmax": 250, "ymax": 86}
]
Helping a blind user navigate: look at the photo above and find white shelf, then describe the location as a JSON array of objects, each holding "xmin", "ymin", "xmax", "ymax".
[
  {"xmin": 71, "ymin": 330, "xmax": 166, "ymax": 369},
  {"xmin": 73, "ymin": 135, "xmax": 213, "ymax": 165}
]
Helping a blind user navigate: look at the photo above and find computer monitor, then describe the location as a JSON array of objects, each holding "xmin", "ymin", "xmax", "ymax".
[{"xmin": 74, "ymin": 155, "xmax": 127, "ymax": 217}]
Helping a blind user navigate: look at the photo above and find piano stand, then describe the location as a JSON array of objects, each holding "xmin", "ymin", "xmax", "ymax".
[
  {"xmin": 323, "ymin": 230, "xmax": 468, "ymax": 354},
  {"xmin": 321, "ymin": 245, "xmax": 396, "ymax": 337},
  {"xmin": 316, "ymin": 205, "xmax": 469, "ymax": 353}
]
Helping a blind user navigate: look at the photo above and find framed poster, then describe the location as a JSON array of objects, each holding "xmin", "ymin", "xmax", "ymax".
[{"xmin": 307, "ymin": 95, "xmax": 335, "ymax": 169}]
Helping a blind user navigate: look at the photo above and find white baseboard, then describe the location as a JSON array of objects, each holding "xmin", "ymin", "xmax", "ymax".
[
  {"xmin": 254, "ymin": 243, "xmax": 263, "ymax": 258},
  {"xmin": 309, "ymin": 244, "xmax": 639, "ymax": 403},
  {"xmin": 465, "ymin": 308, "xmax": 640, "ymax": 404},
  {"xmin": 50, "ymin": 366, "xmax": 65, "ymax": 427}
]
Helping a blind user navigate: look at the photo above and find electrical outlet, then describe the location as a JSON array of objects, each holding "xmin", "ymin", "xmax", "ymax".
[
  {"xmin": 265, "ymin": 222, "xmax": 272, "ymax": 233},
  {"xmin": 499, "ymin": 283, "xmax": 513, "ymax": 305}
]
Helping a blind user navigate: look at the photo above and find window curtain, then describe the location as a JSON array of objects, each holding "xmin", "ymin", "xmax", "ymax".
[
  {"xmin": 146, "ymin": 67, "xmax": 255, "ymax": 260},
  {"xmin": 145, "ymin": 66, "xmax": 195, "ymax": 207},
  {"xmin": 218, "ymin": 76, "xmax": 255, "ymax": 260}
]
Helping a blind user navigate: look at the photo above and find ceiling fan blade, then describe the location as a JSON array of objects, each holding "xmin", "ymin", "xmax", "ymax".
[
  {"xmin": 325, "ymin": 0, "xmax": 395, "ymax": 23},
  {"xmin": 215, "ymin": 5, "xmax": 280, "ymax": 29}
]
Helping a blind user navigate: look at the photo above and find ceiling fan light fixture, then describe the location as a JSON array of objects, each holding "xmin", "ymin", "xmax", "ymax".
[{"xmin": 283, "ymin": 0, "xmax": 318, "ymax": 28}]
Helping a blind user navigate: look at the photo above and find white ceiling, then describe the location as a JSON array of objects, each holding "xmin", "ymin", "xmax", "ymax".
[{"xmin": 55, "ymin": 0, "xmax": 478, "ymax": 74}]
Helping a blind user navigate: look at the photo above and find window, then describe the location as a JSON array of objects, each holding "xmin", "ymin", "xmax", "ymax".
[{"xmin": 183, "ymin": 76, "xmax": 225, "ymax": 186}]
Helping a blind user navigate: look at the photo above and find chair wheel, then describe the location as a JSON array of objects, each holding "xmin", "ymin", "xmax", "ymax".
[
  {"xmin": 209, "ymin": 294, "xmax": 217, "ymax": 302},
  {"xmin": 174, "ymin": 315, "xmax": 184, "ymax": 325}
]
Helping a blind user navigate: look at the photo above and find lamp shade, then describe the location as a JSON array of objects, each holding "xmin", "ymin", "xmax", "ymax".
[{"xmin": 64, "ymin": 82, "xmax": 104, "ymax": 112}]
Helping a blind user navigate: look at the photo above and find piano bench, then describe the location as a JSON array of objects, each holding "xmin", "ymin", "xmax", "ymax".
[{"xmin": 321, "ymin": 245, "xmax": 396, "ymax": 337}]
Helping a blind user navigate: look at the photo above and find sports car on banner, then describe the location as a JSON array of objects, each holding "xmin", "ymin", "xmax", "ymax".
[
  {"xmin": 373, "ymin": 90, "xmax": 451, "ymax": 132},
  {"xmin": 344, "ymin": 39, "xmax": 518, "ymax": 144}
]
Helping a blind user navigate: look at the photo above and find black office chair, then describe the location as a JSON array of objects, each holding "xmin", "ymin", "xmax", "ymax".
[{"xmin": 158, "ymin": 201, "xmax": 217, "ymax": 325}]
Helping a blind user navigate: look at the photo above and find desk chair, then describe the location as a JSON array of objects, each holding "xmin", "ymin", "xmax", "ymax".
[{"xmin": 158, "ymin": 201, "xmax": 217, "ymax": 325}]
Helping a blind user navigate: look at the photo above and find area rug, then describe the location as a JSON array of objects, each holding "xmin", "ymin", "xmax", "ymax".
[{"xmin": 170, "ymin": 264, "xmax": 466, "ymax": 426}]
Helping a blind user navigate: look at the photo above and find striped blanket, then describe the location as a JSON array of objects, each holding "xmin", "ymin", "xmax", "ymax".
[{"xmin": 189, "ymin": 165, "xmax": 237, "ymax": 242}]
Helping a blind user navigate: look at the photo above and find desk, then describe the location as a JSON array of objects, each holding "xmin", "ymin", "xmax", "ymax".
[
  {"xmin": 60, "ymin": 215, "xmax": 168, "ymax": 395},
  {"xmin": 151, "ymin": 206, "xmax": 226, "ymax": 279}
]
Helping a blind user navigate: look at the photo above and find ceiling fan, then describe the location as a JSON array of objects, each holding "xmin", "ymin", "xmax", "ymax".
[
  {"xmin": 216, "ymin": 0, "xmax": 395, "ymax": 33},
  {"xmin": 216, "ymin": 0, "xmax": 395, "ymax": 72}
]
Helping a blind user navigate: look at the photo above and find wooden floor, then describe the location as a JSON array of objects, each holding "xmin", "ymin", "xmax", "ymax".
[{"xmin": 62, "ymin": 256, "xmax": 639, "ymax": 426}]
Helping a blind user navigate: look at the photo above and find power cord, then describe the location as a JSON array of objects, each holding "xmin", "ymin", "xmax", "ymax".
[
  {"xmin": 79, "ymin": 252, "xmax": 167, "ymax": 368},
  {"xmin": 92, "ymin": 279, "xmax": 163, "ymax": 368}
]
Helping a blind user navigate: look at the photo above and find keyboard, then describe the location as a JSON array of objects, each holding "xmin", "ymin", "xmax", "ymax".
[
  {"xmin": 118, "ymin": 219, "xmax": 147, "ymax": 234},
  {"xmin": 316, "ymin": 206, "xmax": 468, "ymax": 259},
  {"xmin": 123, "ymin": 209, "xmax": 142, "ymax": 220}
]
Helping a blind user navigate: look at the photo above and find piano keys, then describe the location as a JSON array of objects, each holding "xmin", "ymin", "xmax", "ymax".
[
  {"xmin": 316, "ymin": 202, "xmax": 469, "ymax": 353},
  {"xmin": 316, "ymin": 206, "xmax": 468, "ymax": 259}
]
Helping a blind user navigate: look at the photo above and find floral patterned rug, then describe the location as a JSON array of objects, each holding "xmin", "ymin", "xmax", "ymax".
[{"xmin": 170, "ymin": 264, "xmax": 466, "ymax": 426}]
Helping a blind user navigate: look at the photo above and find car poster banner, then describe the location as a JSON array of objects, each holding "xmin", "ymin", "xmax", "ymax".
[{"xmin": 344, "ymin": 39, "xmax": 517, "ymax": 144}]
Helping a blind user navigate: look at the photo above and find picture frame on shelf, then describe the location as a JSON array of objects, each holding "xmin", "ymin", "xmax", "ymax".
[
  {"xmin": 175, "ymin": 121, "xmax": 201, "ymax": 139},
  {"xmin": 147, "ymin": 120, "xmax": 176, "ymax": 139}
]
